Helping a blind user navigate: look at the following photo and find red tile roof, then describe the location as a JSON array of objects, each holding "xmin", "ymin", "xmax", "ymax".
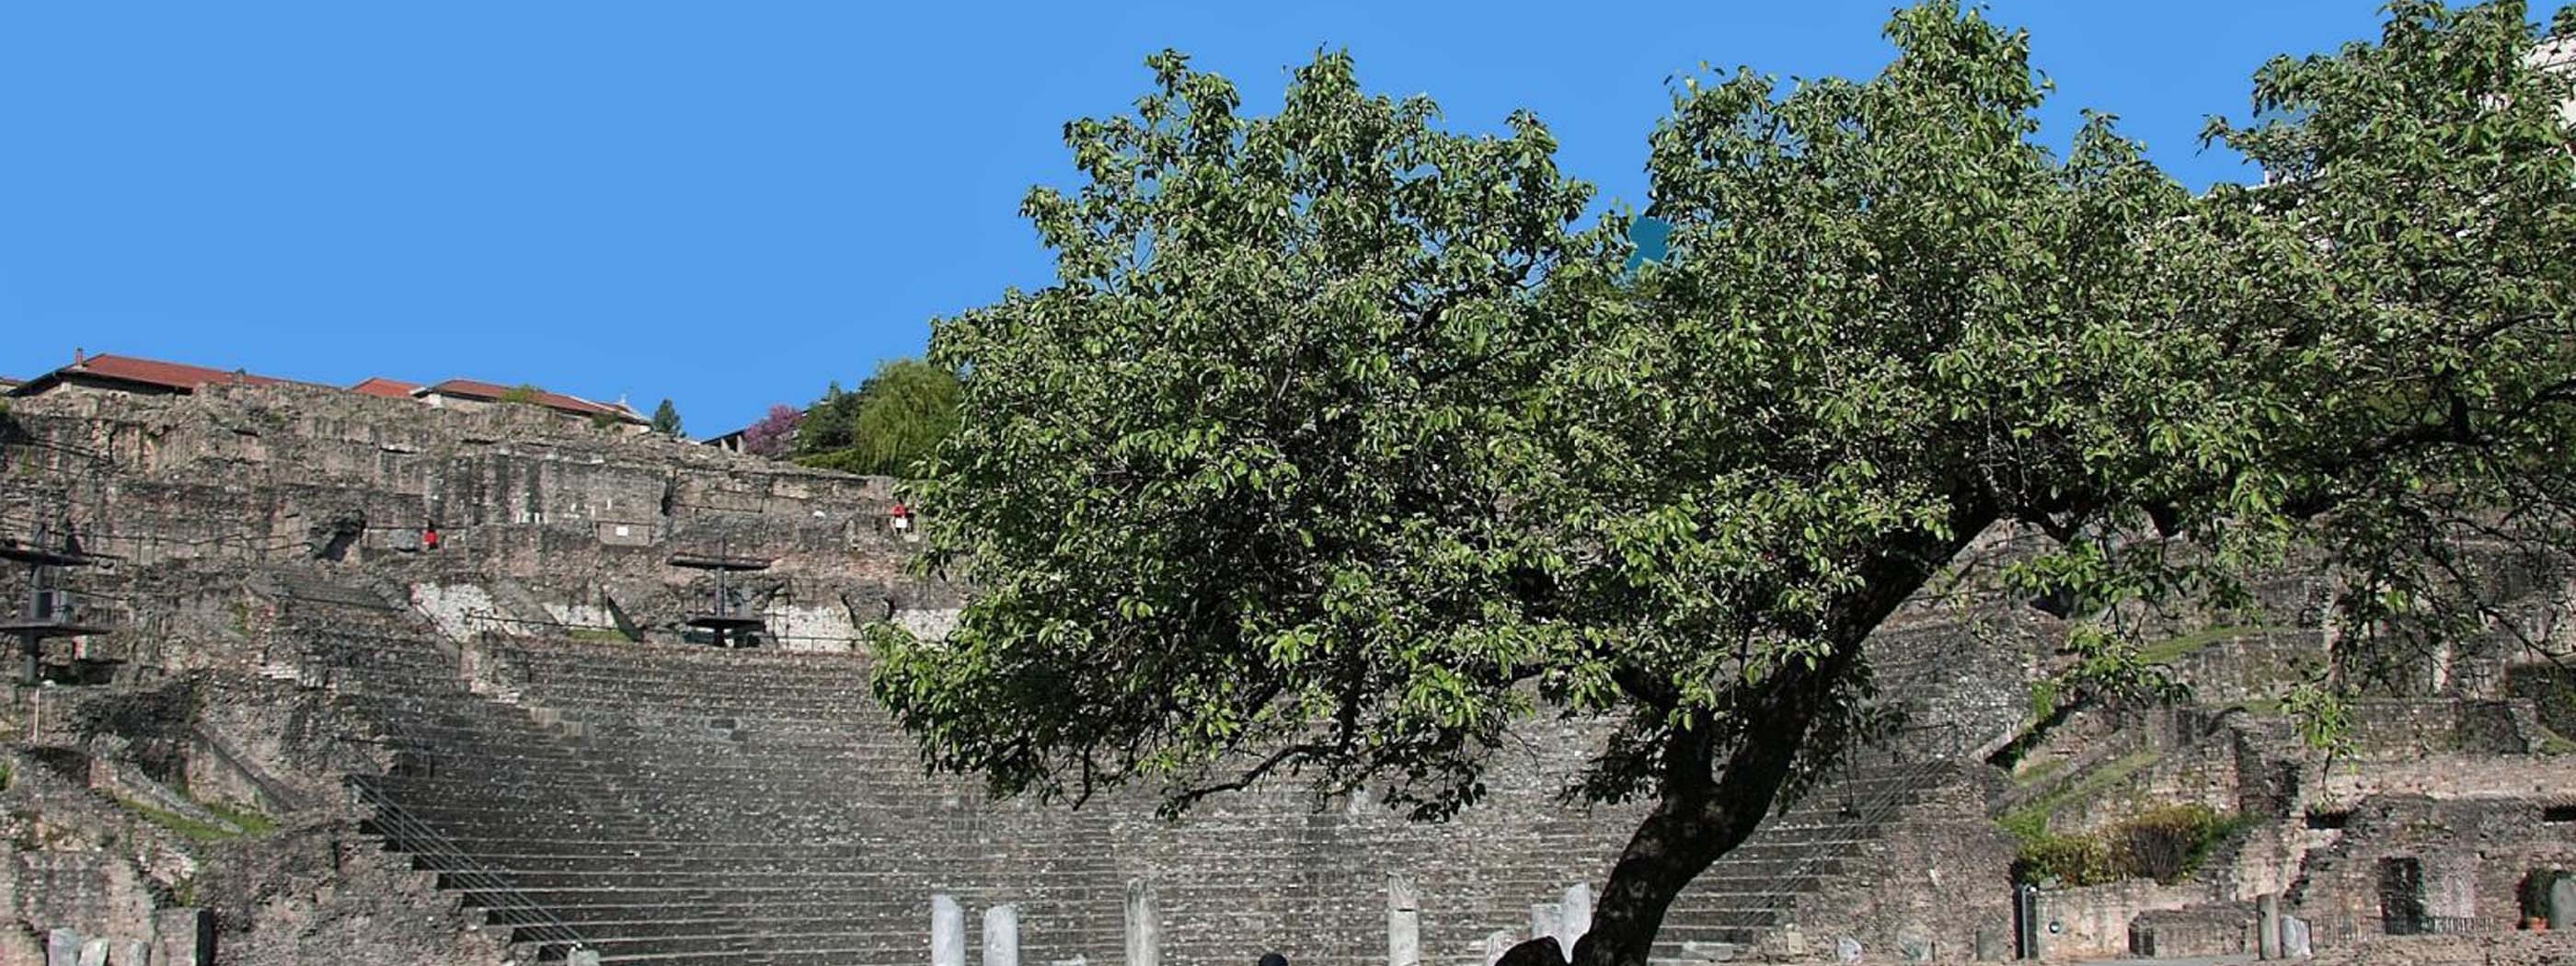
[
  {"xmin": 416, "ymin": 378, "xmax": 643, "ymax": 421},
  {"xmin": 349, "ymin": 376, "xmax": 420, "ymax": 399},
  {"xmin": 12, "ymin": 353, "xmax": 293, "ymax": 396}
]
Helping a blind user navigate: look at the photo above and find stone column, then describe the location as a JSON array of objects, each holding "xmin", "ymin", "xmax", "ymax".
[
  {"xmin": 2549, "ymin": 873, "xmax": 2574, "ymax": 932},
  {"xmin": 1387, "ymin": 875, "xmax": 1421, "ymax": 966},
  {"xmin": 933, "ymin": 893, "xmax": 967, "ymax": 966},
  {"xmin": 45, "ymin": 929, "xmax": 80, "ymax": 966},
  {"xmin": 153, "ymin": 908, "xmax": 213, "ymax": 966},
  {"xmin": 1529, "ymin": 903, "xmax": 1562, "ymax": 948},
  {"xmin": 1125, "ymin": 880, "xmax": 1161, "ymax": 966},
  {"xmin": 985, "ymin": 903, "xmax": 1021, "ymax": 966},
  {"xmin": 1482, "ymin": 930, "xmax": 1517, "ymax": 966},
  {"xmin": 1558, "ymin": 884, "xmax": 1593, "ymax": 957},
  {"xmin": 2256, "ymin": 894, "xmax": 2281, "ymax": 960},
  {"xmin": 2279, "ymin": 915, "xmax": 2311, "ymax": 959}
]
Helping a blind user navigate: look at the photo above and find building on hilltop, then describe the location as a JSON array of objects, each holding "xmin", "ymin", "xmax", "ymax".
[
  {"xmin": 411, "ymin": 377, "xmax": 650, "ymax": 433},
  {"xmin": 8, "ymin": 351, "xmax": 302, "ymax": 398},
  {"xmin": 348, "ymin": 376, "xmax": 420, "ymax": 399}
]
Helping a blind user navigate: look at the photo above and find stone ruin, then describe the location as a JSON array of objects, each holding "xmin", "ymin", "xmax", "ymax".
[{"xmin": 0, "ymin": 383, "xmax": 2567, "ymax": 965}]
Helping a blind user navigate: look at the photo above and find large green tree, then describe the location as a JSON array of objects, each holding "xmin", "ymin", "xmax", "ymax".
[
  {"xmin": 796, "ymin": 359, "xmax": 962, "ymax": 477},
  {"xmin": 875, "ymin": 5, "xmax": 2576, "ymax": 965}
]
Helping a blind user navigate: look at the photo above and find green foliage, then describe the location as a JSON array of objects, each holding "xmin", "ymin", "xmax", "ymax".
[
  {"xmin": 794, "ymin": 359, "xmax": 961, "ymax": 477},
  {"xmin": 112, "ymin": 794, "xmax": 273, "ymax": 843},
  {"xmin": 875, "ymin": 5, "xmax": 2576, "ymax": 956},
  {"xmin": 2010, "ymin": 803, "xmax": 2260, "ymax": 886},
  {"xmin": 650, "ymin": 398, "xmax": 684, "ymax": 436},
  {"xmin": 497, "ymin": 385, "xmax": 546, "ymax": 406},
  {"xmin": 569, "ymin": 627, "xmax": 632, "ymax": 644},
  {"xmin": 877, "ymin": 46, "xmax": 1593, "ymax": 818}
]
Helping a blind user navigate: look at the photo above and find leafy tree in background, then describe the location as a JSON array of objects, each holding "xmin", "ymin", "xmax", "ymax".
[
  {"xmin": 794, "ymin": 360, "xmax": 963, "ymax": 477},
  {"xmin": 740, "ymin": 404, "xmax": 802, "ymax": 459},
  {"xmin": 874, "ymin": 5, "xmax": 2576, "ymax": 965},
  {"xmin": 650, "ymin": 398, "xmax": 684, "ymax": 437}
]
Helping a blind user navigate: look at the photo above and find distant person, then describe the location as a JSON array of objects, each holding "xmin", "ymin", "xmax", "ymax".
[{"xmin": 421, "ymin": 523, "xmax": 442, "ymax": 550}]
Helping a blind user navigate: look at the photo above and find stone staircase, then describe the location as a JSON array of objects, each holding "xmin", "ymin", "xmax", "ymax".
[{"xmin": 261, "ymin": 569, "xmax": 1973, "ymax": 966}]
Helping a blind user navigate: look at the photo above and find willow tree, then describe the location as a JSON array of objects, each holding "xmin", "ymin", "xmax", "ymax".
[{"xmin": 875, "ymin": 4, "xmax": 2576, "ymax": 964}]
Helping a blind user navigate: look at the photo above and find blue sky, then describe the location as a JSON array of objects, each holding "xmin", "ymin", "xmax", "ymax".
[{"xmin": 1, "ymin": 2, "xmax": 2421, "ymax": 434}]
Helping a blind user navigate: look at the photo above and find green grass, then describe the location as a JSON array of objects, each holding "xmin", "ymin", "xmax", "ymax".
[
  {"xmin": 2138, "ymin": 626, "xmax": 2262, "ymax": 665},
  {"xmin": 112, "ymin": 795, "xmax": 276, "ymax": 843},
  {"xmin": 2535, "ymin": 726, "xmax": 2576, "ymax": 756},
  {"xmin": 1999, "ymin": 748, "xmax": 2165, "ymax": 838},
  {"xmin": 201, "ymin": 800, "xmax": 278, "ymax": 836},
  {"xmin": 2011, "ymin": 756, "xmax": 2069, "ymax": 788},
  {"xmin": 568, "ymin": 627, "xmax": 633, "ymax": 643}
]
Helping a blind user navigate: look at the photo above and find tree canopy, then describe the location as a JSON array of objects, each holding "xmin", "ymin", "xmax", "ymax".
[
  {"xmin": 794, "ymin": 358, "xmax": 961, "ymax": 477},
  {"xmin": 872, "ymin": 4, "xmax": 2576, "ymax": 964},
  {"xmin": 650, "ymin": 398, "xmax": 684, "ymax": 437}
]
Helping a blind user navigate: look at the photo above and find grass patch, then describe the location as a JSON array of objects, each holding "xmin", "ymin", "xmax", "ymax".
[
  {"xmin": 2011, "ymin": 756, "xmax": 2069, "ymax": 788},
  {"xmin": 568, "ymin": 627, "xmax": 633, "ymax": 644},
  {"xmin": 112, "ymin": 794, "xmax": 276, "ymax": 843},
  {"xmin": 2007, "ymin": 749, "xmax": 2164, "ymax": 827},
  {"xmin": 2535, "ymin": 726, "xmax": 2575, "ymax": 756},
  {"xmin": 2137, "ymin": 626, "xmax": 2262, "ymax": 665},
  {"xmin": 201, "ymin": 800, "xmax": 278, "ymax": 836}
]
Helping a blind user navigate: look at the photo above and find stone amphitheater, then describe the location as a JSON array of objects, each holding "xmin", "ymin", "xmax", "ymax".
[{"xmin": 1, "ymin": 383, "xmax": 2569, "ymax": 966}]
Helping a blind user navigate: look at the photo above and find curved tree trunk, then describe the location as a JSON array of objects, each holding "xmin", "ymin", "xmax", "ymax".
[
  {"xmin": 1569, "ymin": 673, "xmax": 1826, "ymax": 966},
  {"xmin": 1572, "ymin": 505, "xmax": 1998, "ymax": 966}
]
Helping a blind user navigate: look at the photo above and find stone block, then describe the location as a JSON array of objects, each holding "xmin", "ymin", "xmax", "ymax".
[
  {"xmin": 1123, "ymin": 880, "xmax": 1159, "ymax": 966},
  {"xmin": 2553, "ymin": 874, "xmax": 2576, "ymax": 931},
  {"xmin": 932, "ymin": 893, "xmax": 966, "ymax": 966},
  {"xmin": 1558, "ymin": 883, "xmax": 1593, "ymax": 956},
  {"xmin": 2257, "ymin": 894, "xmax": 2281, "ymax": 960},
  {"xmin": 567, "ymin": 950, "xmax": 601, "ymax": 966},
  {"xmin": 985, "ymin": 903, "xmax": 1019, "ymax": 966},
  {"xmin": 76, "ymin": 939, "xmax": 107, "ymax": 966},
  {"xmin": 1387, "ymin": 875, "xmax": 1420, "ymax": 966},
  {"xmin": 47, "ymin": 930, "xmax": 82, "ymax": 966},
  {"xmin": 123, "ymin": 941, "xmax": 151, "ymax": 966}
]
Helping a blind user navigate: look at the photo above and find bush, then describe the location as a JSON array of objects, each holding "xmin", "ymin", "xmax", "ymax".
[{"xmin": 2010, "ymin": 803, "xmax": 2257, "ymax": 886}]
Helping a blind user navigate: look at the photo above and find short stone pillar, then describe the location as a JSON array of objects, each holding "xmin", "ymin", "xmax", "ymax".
[
  {"xmin": 2279, "ymin": 914, "xmax": 2311, "ymax": 959},
  {"xmin": 1482, "ymin": 930, "xmax": 1517, "ymax": 966},
  {"xmin": 1972, "ymin": 924, "xmax": 2004, "ymax": 962},
  {"xmin": 1558, "ymin": 884, "xmax": 1593, "ymax": 957},
  {"xmin": 123, "ymin": 941, "xmax": 152, "ymax": 966},
  {"xmin": 1387, "ymin": 875, "xmax": 1420, "ymax": 966},
  {"xmin": 985, "ymin": 903, "xmax": 1021, "ymax": 966},
  {"xmin": 567, "ymin": 949, "xmax": 602, "ymax": 966},
  {"xmin": 46, "ymin": 929, "xmax": 81, "ymax": 966},
  {"xmin": 933, "ymin": 893, "xmax": 967, "ymax": 966},
  {"xmin": 2256, "ymin": 894, "xmax": 2282, "ymax": 960},
  {"xmin": 152, "ymin": 908, "xmax": 213, "ymax": 966},
  {"xmin": 1529, "ymin": 903, "xmax": 1562, "ymax": 946},
  {"xmin": 2551, "ymin": 873, "xmax": 2576, "ymax": 932},
  {"xmin": 75, "ymin": 938, "xmax": 108, "ymax": 966},
  {"xmin": 1125, "ymin": 880, "xmax": 1161, "ymax": 966}
]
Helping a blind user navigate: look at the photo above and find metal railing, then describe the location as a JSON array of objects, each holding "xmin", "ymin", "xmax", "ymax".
[{"xmin": 348, "ymin": 776, "xmax": 588, "ymax": 954}]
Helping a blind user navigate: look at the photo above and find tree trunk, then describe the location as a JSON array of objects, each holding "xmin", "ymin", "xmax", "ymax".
[
  {"xmin": 1569, "ymin": 672, "xmax": 1825, "ymax": 966},
  {"xmin": 1572, "ymin": 503, "xmax": 1999, "ymax": 966}
]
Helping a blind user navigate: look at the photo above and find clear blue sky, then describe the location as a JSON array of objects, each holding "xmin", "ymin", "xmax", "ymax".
[{"xmin": 0, "ymin": 2, "xmax": 2423, "ymax": 434}]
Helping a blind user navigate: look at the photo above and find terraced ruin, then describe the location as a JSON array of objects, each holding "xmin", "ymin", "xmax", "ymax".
[{"xmin": 2, "ymin": 384, "xmax": 2570, "ymax": 965}]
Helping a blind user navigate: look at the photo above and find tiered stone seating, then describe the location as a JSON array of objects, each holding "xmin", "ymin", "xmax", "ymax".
[{"xmin": 273, "ymin": 578, "xmax": 1968, "ymax": 966}]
